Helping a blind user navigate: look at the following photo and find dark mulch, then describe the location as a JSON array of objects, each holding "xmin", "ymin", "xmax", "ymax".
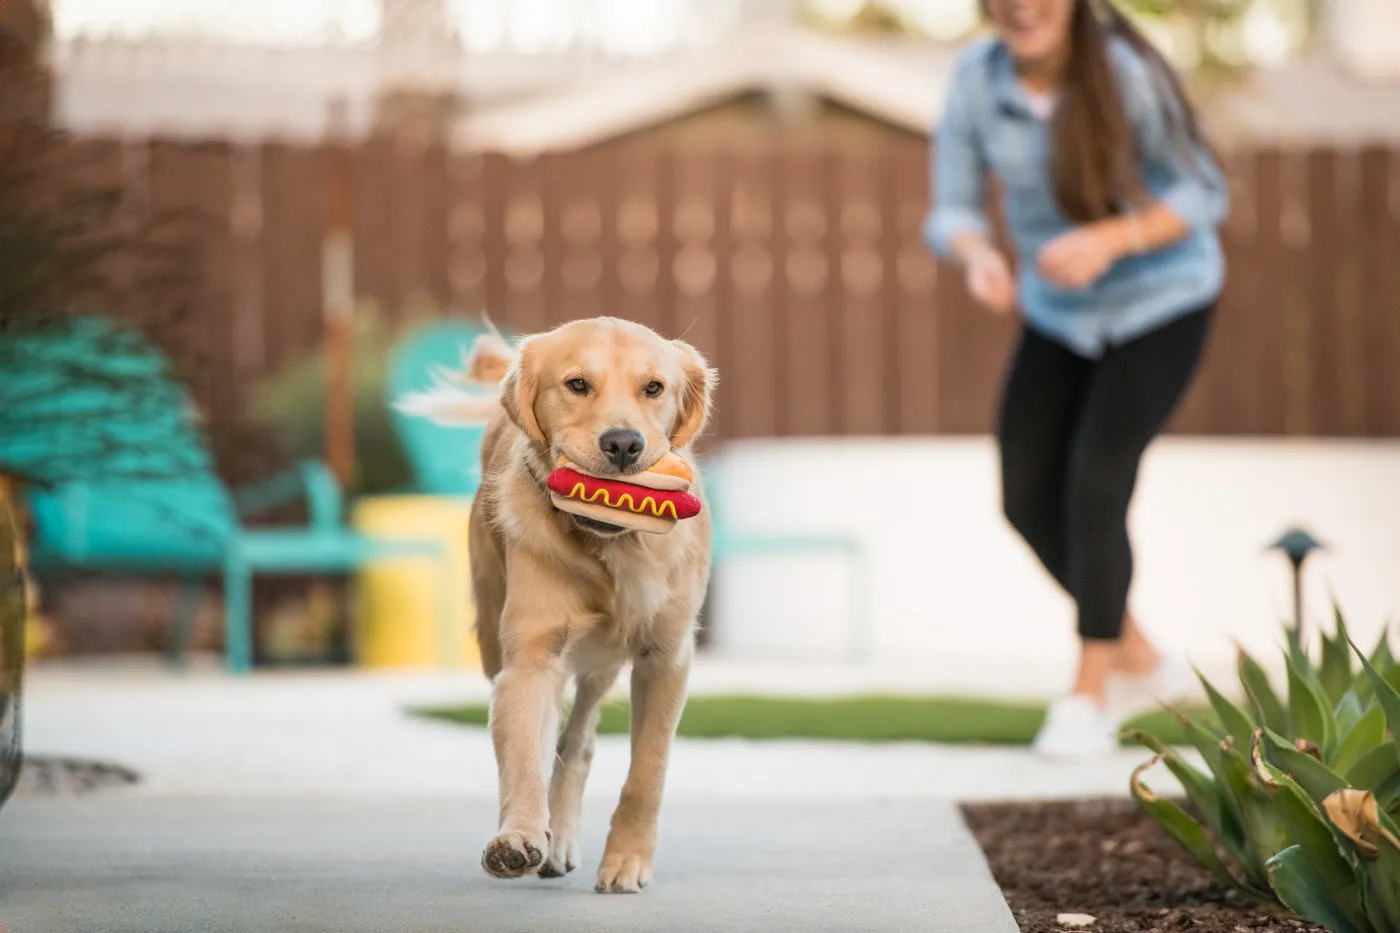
[{"xmin": 961, "ymin": 797, "xmax": 1326, "ymax": 933}]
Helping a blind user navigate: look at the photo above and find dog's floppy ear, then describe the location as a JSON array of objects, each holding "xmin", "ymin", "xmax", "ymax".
[
  {"xmin": 499, "ymin": 338, "xmax": 546, "ymax": 445},
  {"xmin": 669, "ymin": 340, "xmax": 717, "ymax": 450}
]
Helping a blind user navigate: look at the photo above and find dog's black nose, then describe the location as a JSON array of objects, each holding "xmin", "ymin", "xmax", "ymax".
[{"xmin": 599, "ymin": 428, "xmax": 646, "ymax": 469}]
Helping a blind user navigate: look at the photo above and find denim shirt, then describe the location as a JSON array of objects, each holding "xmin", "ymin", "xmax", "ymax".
[{"xmin": 923, "ymin": 37, "xmax": 1229, "ymax": 359}]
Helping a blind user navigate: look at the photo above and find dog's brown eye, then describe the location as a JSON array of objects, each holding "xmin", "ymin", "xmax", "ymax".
[
  {"xmin": 644, "ymin": 380, "xmax": 664, "ymax": 398},
  {"xmin": 565, "ymin": 378, "xmax": 589, "ymax": 395}
]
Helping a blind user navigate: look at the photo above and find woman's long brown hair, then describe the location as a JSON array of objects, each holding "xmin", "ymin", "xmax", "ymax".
[{"xmin": 1024, "ymin": 0, "xmax": 1215, "ymax": 222}]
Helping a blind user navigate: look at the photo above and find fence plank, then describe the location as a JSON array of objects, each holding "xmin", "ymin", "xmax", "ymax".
[
  {"xmin": 705, "ymin": 149, "xmax": 736, "ymax": 444},
  {"xmin": 1232, "ymin": 147, "xmax": 1290, "ymax": 435},
  {"xmin": 446, "ymin": 151, "xmax": 487, "ymax": 315},
  {"xmin": 886, "ymin": 138, "xmax": 940, "ymax": 434},
  {"xmin": 778, "ymin": 146, "xmax": 838, "ymax": 437},
  {"xmin": 835, "ymin": 147, "xmax": 889, "ymax": 435},
  {"xmin": 724, "ymin": 149, "xmax": 781, "ymax": 438},
  {"xmin": 419, "ymin": 141, "xmax": 452, "ymax": 314},
  {"xmin": 668, "ymin": 148, "xmax": 723, "ymax": 452},
  {"xmin": 607, "ymin": 142, "xmax": 666, "ymax": 336},
  {"xmin": 147, "ymin": 138, "xmax": 235, "ymax": 410},
  {"xmin": 1358, "ymin": 147, "xmax": 1400, "ymax": 434},
  {"xmin": 353, "ymin": 135, "xmax": 395, "ymax": 319},
  {"xmin": 1173, "ymin": 149, "xmax": 1243, "ymax": 433},
  {"xmin": 538, "ymin": 150, "xmax": 571, "ymax": 328},
  {"xmin": 1305, "ymin": 147, "xmax": 1350, "ymax": 436},
  {"xmin": 258, "ymin": 143, "xmax": 324, "ymax": 375},
  {"xmin": 1272, "ymin": 147, "xmax": 1315, "ymax": 435}
]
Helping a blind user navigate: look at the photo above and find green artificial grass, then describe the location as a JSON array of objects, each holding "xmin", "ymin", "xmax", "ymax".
[{"xmin": 412, "ymin": 694, "xmax": 1210, "ymax": 747}]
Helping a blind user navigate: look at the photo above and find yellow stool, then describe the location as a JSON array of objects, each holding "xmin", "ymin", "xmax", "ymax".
[{"xmin": 350, "ymin": 495, "xmax": 479, "ymax": 669}]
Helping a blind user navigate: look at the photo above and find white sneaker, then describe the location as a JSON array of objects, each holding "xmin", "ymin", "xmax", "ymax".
[
  {"xmin": 1105, "ymin": 654, "xmax": 1198, "ymax": 723},
  {"xmin": 1032, "ymin": 695, "xmax": 1119, "ymax": 760}
]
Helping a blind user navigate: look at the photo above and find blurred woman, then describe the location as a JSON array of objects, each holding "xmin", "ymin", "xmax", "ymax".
[{"xmin": 924, "ymin": 0, "xmax": 1228, "ymax": 757}]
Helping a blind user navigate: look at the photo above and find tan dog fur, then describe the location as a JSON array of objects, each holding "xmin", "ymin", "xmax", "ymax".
[{"xmin": 468, "ymin": 317, "xmax": 716, "ymax": 893}]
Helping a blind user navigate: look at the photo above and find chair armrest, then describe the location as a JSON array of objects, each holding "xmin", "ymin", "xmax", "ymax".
[
  {"xmin": 296, "ymin": 461, "xmax": 346, "ymax": 530},
  {"xmin": 232, "ymin": 460, "xmax": 345, "ymax": 530}
]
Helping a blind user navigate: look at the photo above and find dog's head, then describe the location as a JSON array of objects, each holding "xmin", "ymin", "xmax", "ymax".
[{"xmin": 501, "ymin": 317, "xmax": 716, "ymax": 478}]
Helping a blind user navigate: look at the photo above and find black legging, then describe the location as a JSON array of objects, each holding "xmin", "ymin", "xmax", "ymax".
[{"xmin": 997, "ymin": 305, "xmax": 1213, "ymax": 641}]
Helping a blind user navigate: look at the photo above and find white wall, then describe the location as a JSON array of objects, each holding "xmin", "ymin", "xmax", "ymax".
[{"xmin": 704, "ymin": 437, "xmax": 1400, "ymax": 697}]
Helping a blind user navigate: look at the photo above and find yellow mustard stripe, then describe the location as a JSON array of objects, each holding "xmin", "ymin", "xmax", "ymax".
[{"xmin": 567, "ymin": 482, "xmax": 679, "ymax": 519}]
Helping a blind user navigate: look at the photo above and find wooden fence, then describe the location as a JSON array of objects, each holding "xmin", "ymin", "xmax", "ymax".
[{"xmin": 53, "ymin": 134, "xmax": 1400, "ymax": 441}]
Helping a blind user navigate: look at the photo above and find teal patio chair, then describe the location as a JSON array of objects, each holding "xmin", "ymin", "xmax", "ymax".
[{"xmin": 7, "ymin": 317, "xmax": 445, "ymax": 674}]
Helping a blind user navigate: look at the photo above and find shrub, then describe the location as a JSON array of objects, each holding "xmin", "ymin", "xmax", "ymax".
[
  {"xmin": 1127, "ymin": 610, "xmax": 1400, "ymax": 932},
  {"xmin": 249, "ymin": 304, "xmax": 414, "ymax": 499}
]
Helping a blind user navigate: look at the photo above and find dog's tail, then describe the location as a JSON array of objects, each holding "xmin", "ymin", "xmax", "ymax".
[
  {"xmin": 456, "ymin": 316, "xmax": 517, "ymax": 386},
  {"xmin": 393, "ymin": 313, "xmax": 517, "ymax": 427}
]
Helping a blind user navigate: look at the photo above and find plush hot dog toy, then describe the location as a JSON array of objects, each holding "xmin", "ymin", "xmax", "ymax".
[{"xmin": 546, "ymin": 451, "xmax": 702, "ymax": 534}]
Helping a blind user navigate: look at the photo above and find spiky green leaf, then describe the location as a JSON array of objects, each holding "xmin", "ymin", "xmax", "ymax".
[
  {"xmin": 1335, "ymin": 689, "xmax": 1365, "ymax": 737},
  {"xmin": 1334, "ymin": 702, "xmax": 1389, "ymax": 779},
  {"xmin": 1322, "ymin": 611, "xmax": 1357, "ymax": 706},
  {"xmin": 1366, "ymin": 806, "xmax": 1400, "ymax": 933},
  {"xmin": 1288, "ymin": 654, "xmax": 1336, "ymax": 759},
  {"xmin": 1378, "ymin": 772, "xmax": 1400, "ymax": 818},
  {"xmin": 1287, "ymin": 623, "xmax": 1310, "ymax": 675},
  {"xmin": 1357, "ymin": 628, "xmax": 1399, "ymax": 706},
  {"xmin": 1200, "ymin": 669, "xmax": 1256, "ymax": 749},
  {"xmin": 1258, "ymin": 727, "xmax": 1349, "ymax": 804},
  {"xmin": 1129, "ymin": 756, "xmax": 1266, "ymax": 900},
  {"xmin": 1174, "ymin": 709, "xmax": 1226, "ymax": 773},
  {"xmin": 1255, "ymin": 759, "xmax": 1370, "ymax": 933},
  {"xmin": 1266, "ymin": 845, "xmax": 1368, "ymax": 933},
  {"xmin": 1351, "ymin": 634, "xmax": 1400, "ymax": 774},
  {"xmin": 1371, "ymin": 626, "xmax": 1395, "ymax": 671},
  {"xmin": 1349, "ymin": 743, "xmax": 1400, "ymax": 795},
  {"xmin": 1126, "ymin": 729, "xmax": 1247, "ymax": 865},
  {"xmin": 1219, "ymin": 741, "xmax": 1292, "ymax": 880},
  {"xmin": 1238, "ymin": 647, "xmax": 1289, "ymax": 736}
]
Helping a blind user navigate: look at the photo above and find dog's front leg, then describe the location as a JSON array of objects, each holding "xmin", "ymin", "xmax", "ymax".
[
  {"xmin": 595, "ymin": 642, "xmax": 692, "ymax": 894},
  {"xmin": 481, "ymin": 649, "xmax": 564, "ymax": 879},
  {"xmin": 481, "ymin": 572, "xmax": 579, "ymax": 880}
]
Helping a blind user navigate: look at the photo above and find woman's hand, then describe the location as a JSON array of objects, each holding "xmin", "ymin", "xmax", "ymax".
[
  {"xmin": 1035, "ymin": 222, "xmax": 1128, "ymax": 291},
  {"xmin": 964, "ymin": 246, "xmax": 1016, "ymax": 313}
]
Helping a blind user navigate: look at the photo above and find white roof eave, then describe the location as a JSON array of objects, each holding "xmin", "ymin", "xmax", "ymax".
[{"xmin": 453, "ymin": 28, "xmax": 956, "ymax": 155}]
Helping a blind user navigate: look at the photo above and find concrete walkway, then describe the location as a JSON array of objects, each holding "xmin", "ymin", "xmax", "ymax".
[
  {"xmin": 18, "ymin": 656, "xmax": 1180, "ymax": 801},
  {"xmin": 0, "ymin": 658, "xmax": 1190, "ymax": 932},
  {"xmin": 0, "ymin": 796, "xmax": 1018, "ymax": 933}
]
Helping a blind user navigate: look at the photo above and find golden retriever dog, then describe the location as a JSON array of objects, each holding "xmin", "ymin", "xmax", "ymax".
[{"xmin": 440, "ymin": 317, "xmax": 716, "ymax": 894}]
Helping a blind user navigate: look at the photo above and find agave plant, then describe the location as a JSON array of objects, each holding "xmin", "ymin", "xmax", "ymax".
[{"xmin": 1127, "ymin": 608, "xmax": 1400, "ymax": 928}]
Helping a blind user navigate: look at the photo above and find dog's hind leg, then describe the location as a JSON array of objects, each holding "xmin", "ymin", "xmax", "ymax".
[
  {"xmin": 539, "ymin": 662, "xmax": 623, "ymax": 878},
  {"xmin": 595, "ymin": 643, "xmax": 693, "ymax": 894}
]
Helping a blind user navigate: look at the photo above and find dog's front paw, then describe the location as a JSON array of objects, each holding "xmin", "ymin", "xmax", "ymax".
[
  {"xmin": 538, "ymin": 829, "xmax": 579, "ymax": 879},
  {"xmin": 482, "ymin": 827, "xmax": 551, "ymax": 879},
  {"xmin": 595, "ymin": 849, "xmax": 652, "ymax": 894}
]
